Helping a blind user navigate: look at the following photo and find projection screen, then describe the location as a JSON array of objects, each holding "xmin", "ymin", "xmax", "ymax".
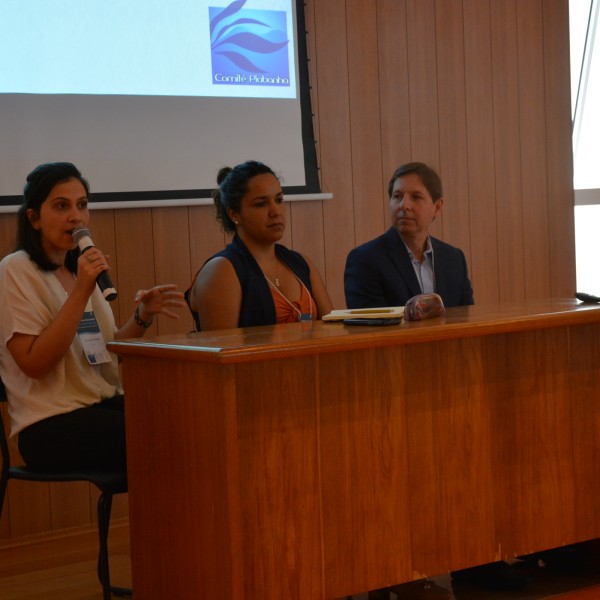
[{"xmin": 0, "ymin": 0, "xmax": 321, "ymax": 209}]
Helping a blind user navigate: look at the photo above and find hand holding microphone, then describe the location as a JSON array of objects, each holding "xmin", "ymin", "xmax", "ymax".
[{"xmin": 72, "ymin": 226, "xmax": 118, "ymax": 301}]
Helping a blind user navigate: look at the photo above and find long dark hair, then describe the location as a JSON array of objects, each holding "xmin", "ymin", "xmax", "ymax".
[
  {"xmin": 212, "ymin": 160, "xmax": 278, "ymax": 233},
  {"xmin": 16, "ymin": 162, "xmax": 90, "ymax": 272}
]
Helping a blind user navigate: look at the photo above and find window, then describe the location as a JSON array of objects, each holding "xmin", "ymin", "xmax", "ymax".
[{"xmin": 571, "ymin": 0, "xmax": 600, "ymax": 293}]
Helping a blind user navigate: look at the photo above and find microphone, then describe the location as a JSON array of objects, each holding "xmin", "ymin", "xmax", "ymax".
[{"xmin": 72, "ymin": 226, "xmax": 118, "ymax": 301}]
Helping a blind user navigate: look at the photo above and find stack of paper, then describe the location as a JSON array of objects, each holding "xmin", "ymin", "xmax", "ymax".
[{"xmin": 322, "ymin": 307, "xmax": 404, "ymax": 321}]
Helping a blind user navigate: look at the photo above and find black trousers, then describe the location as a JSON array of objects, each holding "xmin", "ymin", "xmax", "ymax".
[{"xmin": 18, "ymin": 395, "xmax": 127, "ymax": 470}]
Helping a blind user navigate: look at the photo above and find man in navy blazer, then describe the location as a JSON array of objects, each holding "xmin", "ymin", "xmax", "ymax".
[
  {"xmin": 344, "ymin": 162, "xmax": 474, "ymax": 309},
  {"xmin": 346, "ymin": 165, "xmax": 533, "ymax": 597}
]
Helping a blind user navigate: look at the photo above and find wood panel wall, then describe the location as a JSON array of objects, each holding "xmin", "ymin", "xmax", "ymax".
[{"xmin": 0, "ymin": 0, "xmax": 576, "ymax": 549}]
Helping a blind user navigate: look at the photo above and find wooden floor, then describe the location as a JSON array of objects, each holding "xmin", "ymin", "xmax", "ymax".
[
  {"xmin": 0, "ymin": 525, "xmax": 599, "ymax": 599},
  {"xmin": 0, "ymin": 520, "xmax": 131, "ymax": 600}
]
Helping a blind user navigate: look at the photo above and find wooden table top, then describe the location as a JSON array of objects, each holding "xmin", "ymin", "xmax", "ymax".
[{"xmin": 108, "ymin": 298, "xmax": 600, "ymax": 364}]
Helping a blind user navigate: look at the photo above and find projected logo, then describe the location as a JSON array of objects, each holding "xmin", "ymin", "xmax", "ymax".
[{"xmin": 209, "ymin": 1, "xmax": 291, "ymax": 88}]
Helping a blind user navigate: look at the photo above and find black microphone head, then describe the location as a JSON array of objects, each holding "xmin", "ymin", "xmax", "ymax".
[{"xmin": 72, "ymin": 226, "xmax": 91, "ymax": 246}]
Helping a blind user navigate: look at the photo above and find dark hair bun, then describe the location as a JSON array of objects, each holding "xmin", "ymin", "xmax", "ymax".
[{"xmin": 216, "ymin": 166, "xmax": 232, "ymax": 186}]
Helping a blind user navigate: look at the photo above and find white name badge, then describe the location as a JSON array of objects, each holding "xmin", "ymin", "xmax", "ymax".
[{"xmin": 77, "ymin": 310, "xmax": 112, "ymax": 365}]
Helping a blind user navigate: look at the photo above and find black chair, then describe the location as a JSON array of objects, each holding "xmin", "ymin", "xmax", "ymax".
[{"xmin": 0, "ymin": 378, "xmax": 131, "ymax": 599}]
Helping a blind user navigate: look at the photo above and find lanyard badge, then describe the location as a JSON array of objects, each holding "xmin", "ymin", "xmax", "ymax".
[{"xmin": 77, "ymin": 310, "xmax": 112, "ymax": 365}]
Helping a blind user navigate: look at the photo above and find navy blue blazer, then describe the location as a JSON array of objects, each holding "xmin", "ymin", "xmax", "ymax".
[{"xmin": 344, "ymin": 227, "xmax": 474, "ymax": 308}]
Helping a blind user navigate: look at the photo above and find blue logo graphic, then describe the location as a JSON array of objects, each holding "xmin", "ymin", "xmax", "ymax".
[{"xmin": 209, "ymin": 0, "xmax": 290, "ymax": 87}]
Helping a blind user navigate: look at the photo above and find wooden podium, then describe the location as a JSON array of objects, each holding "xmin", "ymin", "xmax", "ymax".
[{"xmin": 109, "ymin": 300, "xmax": 600, "ymax": 599}]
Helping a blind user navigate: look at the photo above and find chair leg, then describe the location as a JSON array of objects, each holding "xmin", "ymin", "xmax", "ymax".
[
  {"xmin": 97, "ymin": 492, "xmax": 113, "ymax": 600},
  {"xmin": 0, "ymin": 473, "xmax": 8, "ymax": 520},
  {"xmin": 96, "ymin": 492, "xmax": 133, "ymax": 598}
]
